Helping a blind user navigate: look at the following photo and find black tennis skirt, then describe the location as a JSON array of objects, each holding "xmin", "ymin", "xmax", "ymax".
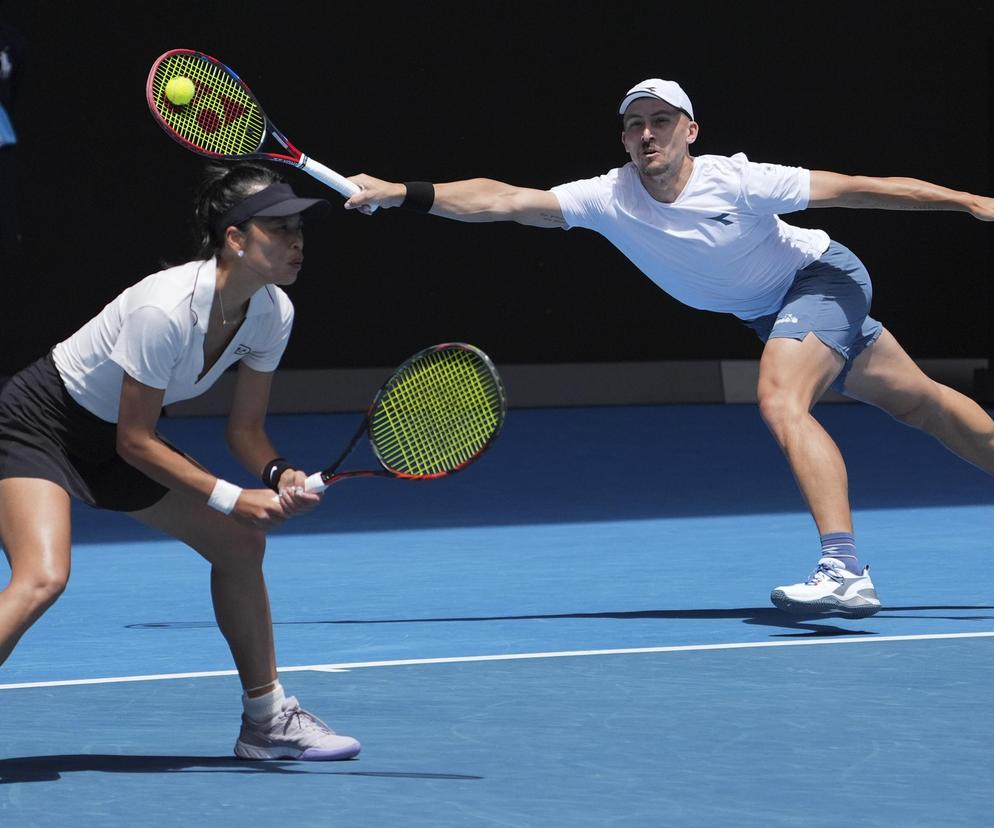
[{"xmin": 0, "ymin": 352, "xmax": 174, "ymax": 511}]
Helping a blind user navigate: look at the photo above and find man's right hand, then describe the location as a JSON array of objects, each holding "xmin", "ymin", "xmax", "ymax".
[{"xmin": 345, "ymin": 175, "xmax": 408, "ymax": 213}]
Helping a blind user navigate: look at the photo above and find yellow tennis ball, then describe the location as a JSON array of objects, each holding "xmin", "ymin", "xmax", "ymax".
[{"xmin": 165, "ymin": 76, "xmax": 195, "ymax": 106}]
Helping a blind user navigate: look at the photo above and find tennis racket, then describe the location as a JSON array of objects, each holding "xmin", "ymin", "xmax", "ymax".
[
  {"xmin": 146, "ymin": 49, "xmax": 366, "ymax": 205},
  {"xmin": 302, "ymin": 343, "xmax": 506, "ymax": 493}
]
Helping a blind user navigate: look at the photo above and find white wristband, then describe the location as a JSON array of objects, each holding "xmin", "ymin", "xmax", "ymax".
[{"xmin": 208, "ymin": 479, "xmax": 242, "ymax": 515}]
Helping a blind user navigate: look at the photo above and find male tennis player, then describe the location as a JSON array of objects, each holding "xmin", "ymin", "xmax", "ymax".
[{"xmin": 344, "ymin": 78, "xmax": 994, "ymax": 618}]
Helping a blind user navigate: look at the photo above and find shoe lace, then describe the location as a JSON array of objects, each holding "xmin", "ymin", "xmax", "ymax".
[
  {"xmin": 279, "ymin": 706, "xmax": 333, "ymax": 736},
  {"xmin": 805, "ymin": 561, "xmax": 844, "ymax": 586}
]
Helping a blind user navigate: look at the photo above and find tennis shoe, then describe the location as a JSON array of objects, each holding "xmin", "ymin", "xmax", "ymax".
[
  {"xmin": 235, "ymin": 696, "xmax": 361, "ymax": 761},
  {"xmin": 770, "ymin": 557, "xmax": 881, "ymax": 617}
]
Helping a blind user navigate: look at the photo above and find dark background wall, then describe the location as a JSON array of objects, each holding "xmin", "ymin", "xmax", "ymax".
[{"xmin": 1, "ymin": 0, "xmax": 992, "ymax": 374}]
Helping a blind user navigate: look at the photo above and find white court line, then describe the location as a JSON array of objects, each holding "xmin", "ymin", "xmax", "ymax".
[{"xmin": 1, "ymin": 630, "xmax": 992, "ymax": 691}]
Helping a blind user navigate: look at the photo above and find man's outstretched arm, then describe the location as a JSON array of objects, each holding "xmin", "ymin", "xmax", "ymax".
[
  {"xmin": 808, "ymin": 170, "xmax": 994, "ymax": 220},
  {"xmin": 345, "ymin": 175, "xmax": 567, "ymax": 228}
]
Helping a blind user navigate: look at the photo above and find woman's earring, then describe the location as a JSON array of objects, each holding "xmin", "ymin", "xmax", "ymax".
[{"xmin": 237, "ymin": 250, "xmax": 245, "ymax": 258}]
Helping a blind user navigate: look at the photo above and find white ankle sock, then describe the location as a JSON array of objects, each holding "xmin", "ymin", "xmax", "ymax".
[{"xmin": 242, "ymin": 681, "xmax": 286, "ymax": 722}]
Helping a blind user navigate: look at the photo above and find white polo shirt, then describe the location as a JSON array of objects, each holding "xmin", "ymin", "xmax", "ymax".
[
  {"xmin": 52, "ymin": 258, "xmax": 294, "ymax": 423},
  {"xmin": 551, "ymin": 153, "xmax": 831, "ymax": 320}
]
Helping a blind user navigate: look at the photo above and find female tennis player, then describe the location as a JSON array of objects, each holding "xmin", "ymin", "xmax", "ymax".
[{"xmin": 0, "ymin": 162, "xmax": 360, "ymax": 761}]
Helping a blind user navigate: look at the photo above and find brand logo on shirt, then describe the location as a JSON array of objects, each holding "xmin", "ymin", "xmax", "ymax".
[
  {"xmin": 234, "ymin": 344, "xmax": 253, "ymax": 355},
  {"xmin": 704, "ymin": 213, "xmax": 733, "ymax": 225},
  {"xmin": 774, "ymin": 313, "xmax": 798, "ymax": 327}
]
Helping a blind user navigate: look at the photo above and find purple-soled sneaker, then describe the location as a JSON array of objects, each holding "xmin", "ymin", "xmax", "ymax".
[{"xmin": 234, "ymin": 696, "xmax": 361, "ymax": 761}]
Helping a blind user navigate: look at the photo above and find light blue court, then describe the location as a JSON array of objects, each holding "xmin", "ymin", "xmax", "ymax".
[{"xmin": 1, "ymin": 405, "xmax": 993, "ymax": 826}]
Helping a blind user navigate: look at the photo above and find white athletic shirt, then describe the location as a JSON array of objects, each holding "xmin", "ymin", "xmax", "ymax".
[
  {"xmin": 551, "ymin": 153, "xmax": 831, "ymax": 319},
  {"xmin": 52, "ymin": 258, "xmax": 294, "ymax": 423}
]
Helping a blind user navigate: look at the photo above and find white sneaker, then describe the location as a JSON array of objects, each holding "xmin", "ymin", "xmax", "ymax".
[
  {"xmin": 770, "ymin": 557, "xmax": 881, "ymax": 617},
  {"xmin": 235, "ymin": 696, "xmax": 361, "ymax": 761}
]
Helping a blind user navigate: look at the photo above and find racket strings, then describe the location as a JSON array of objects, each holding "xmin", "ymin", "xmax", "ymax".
[
  {"xmin": 371, "ymin": 350, "xmax": 503, "ymax": 476},
  {"xmin": 378, "ymin": 389, "xmax": 496, "ymax": 475},
  {"xmin": 150, "ymin": 53, "xmax": 265, "ymax": 156},
  {"xmin": 375, "ymin": 359, "xmax": 497, "ymax": 474}
]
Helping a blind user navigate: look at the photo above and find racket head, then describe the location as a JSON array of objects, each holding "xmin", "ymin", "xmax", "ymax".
[
  {"xmin": 146, "ymin": 49, "xmax": 275, "ymax": 161},
  {"xmin": 366, "ymin": 343, "xmax": 507, "ymax": 480}
]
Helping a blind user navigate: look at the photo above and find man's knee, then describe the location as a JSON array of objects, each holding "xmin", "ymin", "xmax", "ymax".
[
  {"xmin": 757, "ymin": 385, "xmax": 809, "ymax": 438},
  {"xmin": 879, "ymin": 384, "xmax": 944, "ymax": 431}
]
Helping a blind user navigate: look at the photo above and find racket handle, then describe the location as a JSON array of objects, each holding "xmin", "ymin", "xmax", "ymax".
[
  {"xmin": 269, "ymin": 471, "xmax": 329, "ymax": 502},
  {"xmin": 303, "ymin": 471, "xmax": 329, "ymax": 493},
  {"xmin": 300, "ymin": 156, "xmax": 378, "ymax": 212},
  {"xmin": 300, "ymin": 156, "xmax": 355, "ymax": 195}
]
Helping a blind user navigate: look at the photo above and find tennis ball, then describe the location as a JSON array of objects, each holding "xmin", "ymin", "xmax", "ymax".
[{"xmin": 165, "ymin": 76, "xmax": 195, "ymax": 106}]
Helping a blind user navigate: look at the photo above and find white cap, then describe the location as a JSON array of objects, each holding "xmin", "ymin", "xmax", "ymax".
[{"xmin": 618, "ymin": 79, "xmax": 694, "ymax": 119}]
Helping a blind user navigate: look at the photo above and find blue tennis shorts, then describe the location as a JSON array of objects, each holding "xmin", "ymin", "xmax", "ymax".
[{"xmin": 744, "ymin": 241, "xmax": 884, "ymax": 392}]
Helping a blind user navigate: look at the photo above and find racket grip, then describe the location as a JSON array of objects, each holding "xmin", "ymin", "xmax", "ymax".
[
  {"xmin": 303, "ymin": 471, "xmax": 329, "ymax": 493},
  {"xmin": 270, "ymin": 471, "xmax": 329, "ymax": 502},
  {"xmin": 300, "ymin": 157, "xmax": 378, "ymax": 212}
]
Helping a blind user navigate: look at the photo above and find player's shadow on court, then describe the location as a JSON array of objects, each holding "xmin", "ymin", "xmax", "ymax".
[
  {"xmin": 0, "ymin": 754, "xmax": 482, "ymax": 784},
  {"xmin": 0, "ymin": 755, "xmax": 303, "ymax": 783},
  {"xmin": 128, "ymin": 605, "xmax": 994, "ymax": 639}
]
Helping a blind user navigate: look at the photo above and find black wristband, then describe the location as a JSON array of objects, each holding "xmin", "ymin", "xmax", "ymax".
[
  {"xmin": 261, "ymin": 457, "xmax": 295, "ymax": 492},
  {"xmin": 401, "ymin": 181, "xmax": 435, "ymax": 213}
]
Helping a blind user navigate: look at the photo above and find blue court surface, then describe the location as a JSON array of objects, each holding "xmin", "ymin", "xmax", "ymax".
[{"xmin": 2, "ymin": 403, "xmax": 993, "ymax": 826}]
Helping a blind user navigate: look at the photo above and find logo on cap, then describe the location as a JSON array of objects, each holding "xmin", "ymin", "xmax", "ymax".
[{"xmin": 619, "ymin": 78, "xmax": 694, "ymax": 119}]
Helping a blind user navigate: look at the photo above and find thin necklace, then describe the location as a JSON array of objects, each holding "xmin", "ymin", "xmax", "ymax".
[
  {"xmin": 216, "ymin": 289, "xmax": 243, "ymax": 327},
  {"xmin": 216, "ymin": 290, "xmax": 231, "ymax": 326}
]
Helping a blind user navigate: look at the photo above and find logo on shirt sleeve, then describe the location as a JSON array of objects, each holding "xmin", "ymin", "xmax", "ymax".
[{"xmin": 234, "ymin": 344, "xmax": 253, "ymax": 356}]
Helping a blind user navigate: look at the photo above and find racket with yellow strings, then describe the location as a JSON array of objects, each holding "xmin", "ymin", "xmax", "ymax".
[
  {"xmin": 301, "ymin": 343, "xmax": 506, "ymax": 493},
  {"xmin": 146, "ymin": 49, "xmax": 370, "ymax": 206}
]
